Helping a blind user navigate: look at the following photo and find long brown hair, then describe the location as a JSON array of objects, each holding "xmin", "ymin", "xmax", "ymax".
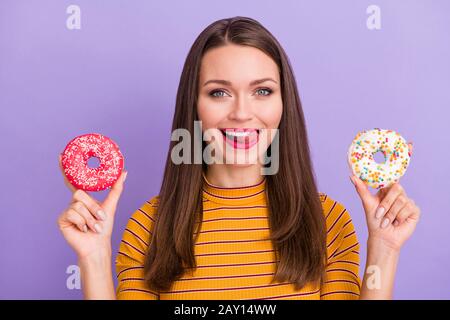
[{"xmin": 144, "ymin": 16, "xmax": 327, "ymax": 292}]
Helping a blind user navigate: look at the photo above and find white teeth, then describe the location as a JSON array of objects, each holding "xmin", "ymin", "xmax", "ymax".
[
  {"xmin": 225, "ymin": 131, "xmax": 251, "ymax": 137},
  {"xmin": 221, "ymin": 129, "xmax": 259, "ymax": 138}
]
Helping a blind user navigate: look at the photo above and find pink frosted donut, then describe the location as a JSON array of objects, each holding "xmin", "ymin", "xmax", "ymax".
[{"xmin": 61, "ymin": 133, "xmax": 124, "ymax": 191}]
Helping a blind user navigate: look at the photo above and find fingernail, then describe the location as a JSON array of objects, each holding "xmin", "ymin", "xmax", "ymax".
[
  {"xmin": 124, "ymin": 171, "xmax": 128, "ymax": 182},
  {"xmin": 97, "ymin": 210, "xmax": 106, "ymax": 221},
  {"xmin": 94, "ymin": 223, "xmax": 102, "ymax": 234},
  {"xmin": 375, "ymin": 207, "xmax": 385, "ymax": 219},
  {"xmin": 393, "ymin": 220, "xmax": 399, "ymax": 227},
  {"xmin": 82, "ymin": 225, "xmax": 88, "ymax": 233},
  {"xmin": 381, "ymin": 217, "xmax": 390, "ymax": 229}
]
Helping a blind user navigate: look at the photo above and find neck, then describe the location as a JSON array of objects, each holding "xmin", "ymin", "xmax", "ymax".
[{"xmin": 205, "ymin": 164, "xmax": 264, "ymax": 188}]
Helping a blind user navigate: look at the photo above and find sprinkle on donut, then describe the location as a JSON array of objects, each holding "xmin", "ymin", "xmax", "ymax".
[
  {"xmin": 61, "ymin": 133, "xmax": 124, "ymax": 191},
  {"xmin": 348, "ymin": 128, "xmax": 411, "ymax": 189}
]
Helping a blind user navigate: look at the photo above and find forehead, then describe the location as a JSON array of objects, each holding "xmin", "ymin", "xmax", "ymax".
[{"xmin": 199, "ymin": 44, "xmax": 280, "ymax": 84}]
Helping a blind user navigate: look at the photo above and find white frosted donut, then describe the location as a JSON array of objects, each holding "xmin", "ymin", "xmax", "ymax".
[{"xmin": 347, "ymin": 128, "xmax": 411, "ymax": 189}]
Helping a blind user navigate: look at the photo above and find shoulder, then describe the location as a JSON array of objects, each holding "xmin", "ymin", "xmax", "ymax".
[
  {"xmin": 319, "ymin": 192, "xmax": 359, "ymax": 258},
  {"xmin": 319, "ymin": 192, "xmax": 352, "ymax": 229},
  {"xmin": 125, "ymin": 195, "xmax": 160, "ymax": 236},
  {"xmin": 139, "ymin": 195, "xmax": 160, "ymax": 216},
  {"xmin": 116, "ymin": 195, "xmax": 160, "ymax": 264}
]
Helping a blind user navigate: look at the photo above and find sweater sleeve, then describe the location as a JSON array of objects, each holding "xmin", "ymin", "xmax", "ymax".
[
  {"xmin": 320, "ymin": 195, "xmax": 361, "ymax": 300},
  {"xmin": 115, "ymin": 196, "xmax": 159, "ymax": 300}
]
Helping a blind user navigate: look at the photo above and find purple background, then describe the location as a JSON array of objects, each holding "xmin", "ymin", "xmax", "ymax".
[{"xmin": 1, "ymin": 0, "xmax": 449, "ymax": 299}]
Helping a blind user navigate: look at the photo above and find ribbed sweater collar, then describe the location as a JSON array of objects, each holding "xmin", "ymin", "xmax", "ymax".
[{"xmin": 202, "ymin": 172, "xmax": 267, "ymax": 205}]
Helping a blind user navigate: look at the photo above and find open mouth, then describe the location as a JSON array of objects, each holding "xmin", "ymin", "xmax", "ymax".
[{"xmin": 218, "ymin": 128, "xmax": 260, "ymax": 150}]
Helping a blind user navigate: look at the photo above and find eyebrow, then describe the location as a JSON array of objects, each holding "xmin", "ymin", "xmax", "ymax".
[{"xmin": 202, "ymin": 78, "xmax": 278, "ymax": 87}]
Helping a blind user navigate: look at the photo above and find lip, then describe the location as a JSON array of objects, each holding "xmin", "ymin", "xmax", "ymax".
[{"xmin": 219, "ymin": 128, "xmax": 260, "ymax": 150}]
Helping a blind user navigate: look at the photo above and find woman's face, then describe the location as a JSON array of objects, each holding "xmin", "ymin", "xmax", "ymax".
[{"xmin": 197, "ymin": 44, "xmax": 283, "ymax": 167}]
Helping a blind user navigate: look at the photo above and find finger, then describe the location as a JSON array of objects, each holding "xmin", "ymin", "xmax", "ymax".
[
  {"xmin": 407, "ymin": 142, "xmax": 413, "ymax": 156},
  {"xmin": 59, "ymin": 154, "xmax": 77, "ymax": 193},
  {"xmin": 406, "ymin": 202, "xmax": 421, "ymax": 223},
  {"xmin": 64, "ymin": 209, "xmax": 88, "ymax": 233},
  {"xmin": 70, "ymin": 201, "xmax": 103, "ymax": 233},
  {"xmin": 374, "ymin": 183, "xmax": 404, "ymax": 221},
  {"xmin": 102, "ymin": 170, "xmax": 127, "ymax": 215},
  {"xmin": 350, "ymin": 174, "xmax": 373, "ymax": 204},
  {"xmin": 393, "ymin": 200, "xmax": 415, "ymax": 226},
  {"xmin": 72, "ymin": 189, "xmax": 106, "ymax": 221},
  {"xmin": 380, "ymin": 194, "xmax": 408, "ymax": 229},
  {"xmin": 348, "ymin": 151, "xmax": 374, "ymax": 204}
]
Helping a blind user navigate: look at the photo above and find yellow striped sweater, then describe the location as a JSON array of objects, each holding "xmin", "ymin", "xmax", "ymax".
[{"xmin": 115, "ymin": 175, "xmax": 361, "ymax": 300}]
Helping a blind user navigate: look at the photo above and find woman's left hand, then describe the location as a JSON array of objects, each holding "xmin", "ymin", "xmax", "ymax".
[{"xmin": 349, "ymin": 143, "xmax": 421, "ymax": 252}]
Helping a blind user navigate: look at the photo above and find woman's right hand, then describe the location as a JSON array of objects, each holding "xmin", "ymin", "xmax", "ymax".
[{"xmin": 57, "ymin": 154, "xmax": 128, "ymax": 261}]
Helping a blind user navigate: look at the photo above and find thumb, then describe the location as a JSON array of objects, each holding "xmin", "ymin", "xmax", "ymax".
[
  {"xmin": 350, "ymin": 174, "xmax": 374, "ymax": 205},
  {"xmin": 102, "ymin": 170, "xmax": 128, "ymax": 215}
]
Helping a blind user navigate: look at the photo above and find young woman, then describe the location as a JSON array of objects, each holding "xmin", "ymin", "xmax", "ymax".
[{"xmin": 57, "ymin": 16, "xmax": 420, "ymax": 300}]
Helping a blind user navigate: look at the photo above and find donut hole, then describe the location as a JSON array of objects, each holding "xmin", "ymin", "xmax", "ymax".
[
  {"xmin": 373, "ymin": 151, "xmax": 386, "ymax": 164},
  {"xmin": 87, "ymin": 156, "xmax": 101, "ymax": 169}
]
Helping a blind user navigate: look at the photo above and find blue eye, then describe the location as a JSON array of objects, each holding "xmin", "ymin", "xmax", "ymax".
[
  {"xmin": 256, "ymin": 88, "xmax": 272, "ymax": 96},
  {"xmin": 209, "ymin": 90, "xmax": 228, "ymax": 98}
]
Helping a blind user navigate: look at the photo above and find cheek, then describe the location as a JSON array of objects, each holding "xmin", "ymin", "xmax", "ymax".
[
  {"xmin": 197, "ymin": 98, "xmax": 227, "ymax": 129},
  {"xmin": 258, "ymin": 98, "xmax": 283, "ymax": 128}
]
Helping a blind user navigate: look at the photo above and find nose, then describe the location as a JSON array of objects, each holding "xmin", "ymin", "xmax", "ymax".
[{"xmin": 228, "ymin": 95, "xmax": 253, "ymax": 122}]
